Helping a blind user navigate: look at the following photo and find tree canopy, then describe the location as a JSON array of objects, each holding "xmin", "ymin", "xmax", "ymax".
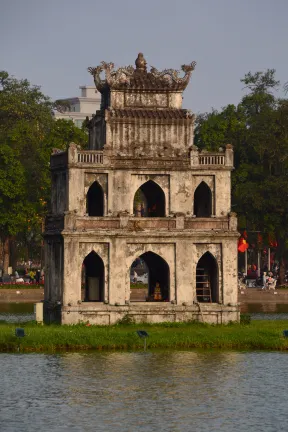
[
  {"xmin": 0, "ymin": 71, "xmax": 87, "ymax": 272},
  {"xmin": 195, "ymin": 69, "xmax": 288, "ymax": 281}
]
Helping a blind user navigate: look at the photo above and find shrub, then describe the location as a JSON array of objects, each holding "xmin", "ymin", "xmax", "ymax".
[
  {"xmin": 240, "ymin": 313, "xmax": 251, "ymax": 325},
  {"xmin": 117, "ymin": 314, "xmax": 135, "ymax": 325}
]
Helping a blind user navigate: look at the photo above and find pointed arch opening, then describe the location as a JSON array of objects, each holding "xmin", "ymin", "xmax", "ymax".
[
  {"xmin": 194, "ymin": 182, "xmax": 212, "ymax": 217},
  {"xmin": 196, "ymin": 252, "xmax": 218, "ymax": 303},
  {"xmin": 129, "ymin": 251, "xmax": 170, "ymax": 302},
  {"xmin": 87, "ymin": 181, "xmax": 104, "ymax": 216},
  {"xmin": 133, "ymin": 180, "xmax": 165, "ymax": 217},
  {"xmin": 81, "ymin": 251, "xmax": 104, "ymax": 302}
]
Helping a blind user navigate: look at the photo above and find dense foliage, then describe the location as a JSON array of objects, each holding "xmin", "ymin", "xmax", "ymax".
[
  {"xmin": 0, "ymin": 71, "xmax": 87, "ymax": 272},
  {"xmin": 1, "ymin": 69, "xmax": 288, "ymax": 279},
  {"xmin": 195, "ymin": 70, "xmax": 288, "ymax": 281}
]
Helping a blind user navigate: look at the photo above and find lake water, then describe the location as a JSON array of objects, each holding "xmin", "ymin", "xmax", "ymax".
[
  {"xmin": 1, "ymin": 350, "xmax": 288, "ymax": 432},
  {"xmin": 0, "ymin": 302, "xmax": 34, "ymax": 323},
  {"xmin": 2, "ymin": 304, "xmax": 288, "ymax": 431}
]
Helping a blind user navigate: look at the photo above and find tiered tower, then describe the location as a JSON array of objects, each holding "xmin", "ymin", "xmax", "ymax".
[{"xmin": 44, "ymin": 53, "xmax": 239, "ymax": 324}]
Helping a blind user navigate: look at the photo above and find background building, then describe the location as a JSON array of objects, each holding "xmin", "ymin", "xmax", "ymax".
[{"xmin": 54, "ymin": 85, "xmax": 101, "ymax": 128}]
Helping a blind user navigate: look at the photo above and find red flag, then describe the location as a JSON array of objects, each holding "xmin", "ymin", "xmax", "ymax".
[{"xmin": 238, "ymin": 237, "xmax": 249, "ymax": 253}]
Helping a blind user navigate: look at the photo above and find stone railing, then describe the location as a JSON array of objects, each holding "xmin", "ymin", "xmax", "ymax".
[
  {"xmin": 66, "ymin": 143, "xmax": 105, "ymax": 165},
  {"xmin": 67, "ymin": 216, "xmax": 233, "ymax": 232},
  {"xmin": 184, "ymin": 218, "xmax": 229, "ymax": 230},
  {"xmin": 190, "ymin": 144, "xmax": 234, "ymax": 168},
  {"xmin": 77, "ymin": 151, "xmax": 103, "ymax": 164},
  {"xmin": 198, "ymin": 154, "xmax": 225, "ymax": 165}
]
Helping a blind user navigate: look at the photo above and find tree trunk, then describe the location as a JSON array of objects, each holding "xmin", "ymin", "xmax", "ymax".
[
  {"xmin": 10, "ymin": 237, "xmax": 17, "ymax": 271},
  {"xmin": 3, "ymin": 237, "xmax": 10, "ymax": 274},
  {"xmin": 0, "ymin": 240, "xmax": 3, "ymax": 265},
  {"xmin": 279, "ymin": 257, "xmax": 286, "ymax": 285}
]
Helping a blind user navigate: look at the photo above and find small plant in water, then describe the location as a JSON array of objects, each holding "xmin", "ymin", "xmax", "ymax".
[{"xmin": 240, "ymin": 313, "xmax": 251, "ymax": 325}]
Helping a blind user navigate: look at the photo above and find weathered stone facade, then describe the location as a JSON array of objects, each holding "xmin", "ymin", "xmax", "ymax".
[{"xmin": 44, "ymin": 53, "xmax": 239, "ymax": 324}]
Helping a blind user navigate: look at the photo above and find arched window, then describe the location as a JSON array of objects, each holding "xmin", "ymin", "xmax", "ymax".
[
  {"xmin": 196, "ymin": 252, "xmax": 218, "ymax": 303},
  {"xmin": 87, "ymin": 181, "xmax": 104, "ymax": 216},
  {"xmin": 133, "ymin": 180, "xmax": 165, "ymax": 217},
  {"xmin": 194, "ymin": 182, "xmax": 212, "ymax": 217},
  {"xmin": 129, "ymin": 251, "xmax": 169, "ymax": 302},
  {"xmin": 81, "ymin": 251, "xmax": 104, "ymax": 302}
]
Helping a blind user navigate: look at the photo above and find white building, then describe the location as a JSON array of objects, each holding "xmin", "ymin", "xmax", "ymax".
[{"xmin": 54, "ymin": 86, "xmax": 101, "ymax": 128}]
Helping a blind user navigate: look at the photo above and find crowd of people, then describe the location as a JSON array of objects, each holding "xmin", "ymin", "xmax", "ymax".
[
  {"xmin": 239, "ymin": 263, "xmax": 279, "ymax": 290},
  {"xmin": 13, "ymin": 268, "xmax": 44, "ymax": 284}
]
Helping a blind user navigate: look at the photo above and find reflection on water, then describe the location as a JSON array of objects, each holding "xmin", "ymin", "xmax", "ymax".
[
  {"xmin": 1, "ymin": 351, "xmax": 288, "ymax": 432},
  {"xmin": 0, "ymin": 302, "xmax": 34, "ymax": 323},
  {"xmin": 241, "ymin": 302, "xmax": 288, "ymax": 315}
]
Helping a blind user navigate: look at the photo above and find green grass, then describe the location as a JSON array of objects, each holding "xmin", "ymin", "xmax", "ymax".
[{"xmin": 1, "ymin": 319, "xmax": 288, "ymax": 352}]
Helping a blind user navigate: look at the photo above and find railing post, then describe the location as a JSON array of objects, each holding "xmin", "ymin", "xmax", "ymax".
[
  {"xmin": 228, "ymin": 212, "xmax": 237, "ymax": 231},
  {"xmin": 175, "ymin": 213, "xmax": 185, "ymax": 229},
  {"xmin": 190, "ymin": 145, "xmax": 199, "ymax": 166},
  {"xmin": 68, "ymin": 142, "xmax": 78, "ymax": 164},
  {"xmin": 225, "ymin": 144, "xmax": 234, "ymax": 167}
]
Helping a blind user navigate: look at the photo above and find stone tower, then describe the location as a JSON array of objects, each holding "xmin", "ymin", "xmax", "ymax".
[{"xmin": 44, "ymin": 53, "xmax": 239, "ymax": 324}]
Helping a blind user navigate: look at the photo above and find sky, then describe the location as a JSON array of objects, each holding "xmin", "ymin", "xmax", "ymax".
[{"xmin": 1, "ymin": 0, "xmax": 288, "ymax": 113}]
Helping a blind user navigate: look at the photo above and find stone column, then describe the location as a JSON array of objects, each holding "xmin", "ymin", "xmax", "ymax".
[
  {"xmin": 175, "ymin": 240, "xmax": 195, "ymax": 305},
  {"xmin": 109, "ymin": 238, "xmax": 127, "ymax": 305},
  {"xmin": 63, "ymin": 236, "xmax": 80, "ymax": 306},
  {"xmin": 222, "ymin": 239, "xmax": 238, "ymax": 305}
]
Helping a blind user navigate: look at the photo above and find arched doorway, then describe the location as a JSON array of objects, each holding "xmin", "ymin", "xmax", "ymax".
[
  {"xmin": 194, "ymin": 182, "xmax": 212, "ymax": 217},
  {"xmin": 130, "ymin": 251, "xmax": 170, "ymax": 301},
  {"xmin": 87, "ymin": 181, "xmax": 104, "ymax": 216},
  {"xmin": 196, "ymin": 252, "xmax": 218, "ymax": 303},
  {"xmin": 81, "ymin": 251, "xmax": 104, "ymax": 301},
  {"xmin": 133, "ymin": 180, "xmax": 165, "ymax": 217}
]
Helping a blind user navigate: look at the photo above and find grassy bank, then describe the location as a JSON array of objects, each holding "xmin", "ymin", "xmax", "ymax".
[{"xmin": 1, "ymin": 319, "xmax": 288, "ymax": 352}]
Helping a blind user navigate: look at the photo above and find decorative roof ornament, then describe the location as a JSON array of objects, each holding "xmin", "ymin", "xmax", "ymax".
[
  {"xmin": 88, "ymin": 54, "xmax": 196, "ymax": 93},
  {"xmin": 135, "ymin": 53, "xmax": 147, "ymax": 71},
  {"xmin": 88, "ymin": 62, "xmax": 134, "ymax": 92},
  {"xmin": 150, "ymin": 62, "xmax": 196, "ymax": 87}
]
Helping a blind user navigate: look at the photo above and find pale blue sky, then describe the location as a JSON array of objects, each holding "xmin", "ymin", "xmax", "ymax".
[{"xmin": 1, "ymin": 0, "xmax": 287, "ymax": 113}]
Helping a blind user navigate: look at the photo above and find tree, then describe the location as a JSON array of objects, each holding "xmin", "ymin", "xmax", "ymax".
[
  {"xmin": 194, "ymin": 104, "xmax": 246, "ymax": 155},
  {"xmin": 0, "ymin": 71, "xmax": 88, "ymax": 272},
  {"xmin": 196, "ymin": 69, "xmax": 288, "ymax": 283}
]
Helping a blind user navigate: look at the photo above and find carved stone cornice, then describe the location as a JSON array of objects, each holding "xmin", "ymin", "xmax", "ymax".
[{"xmin": 88, "ymin": 53, "xmax": 196, "ymax": 93}]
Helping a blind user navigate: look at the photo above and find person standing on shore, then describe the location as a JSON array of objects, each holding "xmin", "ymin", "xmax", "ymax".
[{"xmin": 35, "ymin": 270, "xmax": 41, "ymax": 285}]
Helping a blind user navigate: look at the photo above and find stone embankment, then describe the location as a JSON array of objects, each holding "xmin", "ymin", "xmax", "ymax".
[
  {"xmin": 1, "ymin": 287, "xmax": 288, "ymax": 304},
  {"xmin": 239, "ymin": 288, "xmax": 288, "ymax": 303},
  {"xmin": 0, "ymin": 288, "xmax": 44, "ymax": 303}
]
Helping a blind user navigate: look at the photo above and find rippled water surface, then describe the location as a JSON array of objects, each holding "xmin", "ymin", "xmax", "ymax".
[
  {"xmin": 1, "ymin": 351, "xmax": 288, "ymax": 432},
  {"xmin": 0, "ymin": 303, "xmax": 34, "ymax": 323}
]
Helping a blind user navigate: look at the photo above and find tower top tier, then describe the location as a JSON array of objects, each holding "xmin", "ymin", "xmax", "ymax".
[{"xmin": 88, "ymin": 53, "xmax": 196, "ymax": 110}]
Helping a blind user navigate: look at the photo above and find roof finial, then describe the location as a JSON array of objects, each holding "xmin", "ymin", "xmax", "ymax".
[{"xmin": 135, "ymin": 53, "xmax": 147, "ymax": 71}]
